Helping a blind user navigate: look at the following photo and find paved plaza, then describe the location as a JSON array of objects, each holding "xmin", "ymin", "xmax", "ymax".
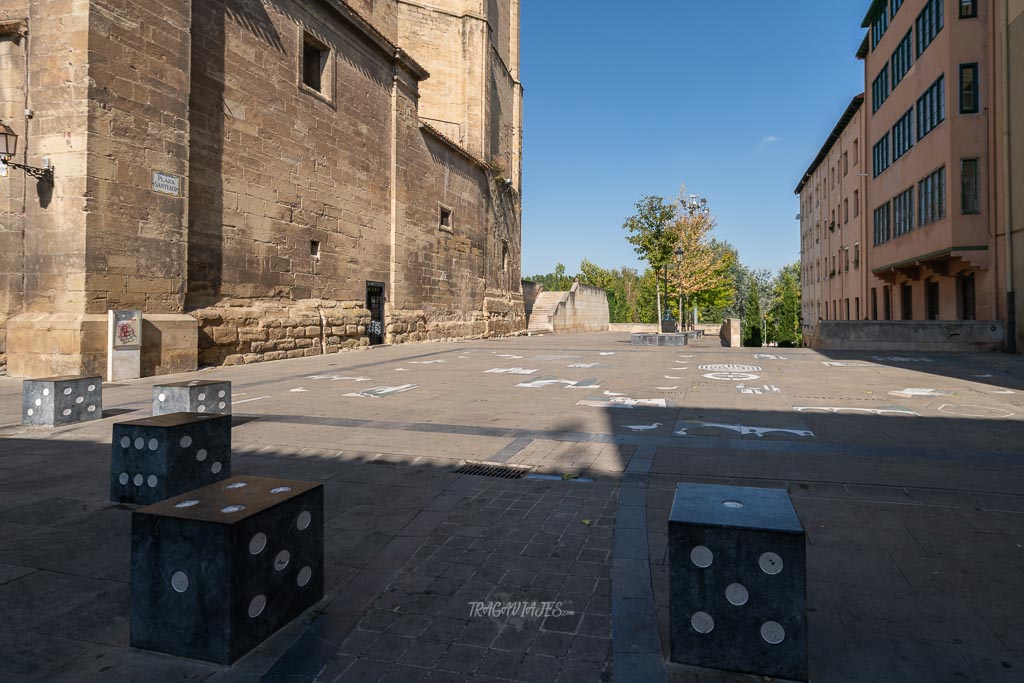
[{"xmin": 0, "ymin": 332, "xmax": 1022, "ymax": 682}]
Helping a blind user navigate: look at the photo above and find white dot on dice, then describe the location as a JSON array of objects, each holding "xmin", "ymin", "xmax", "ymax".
[
  {"xmin": 222, "ymin": 504, "xmax": 245, "ymax": 514},
  {"xmin": 690, "ymin": 545, "xmax": 713, "ymax": 568},
  {"xmin": 248, "ymin": 595, "xmax": 267, "ymax": 618},
  {"xmin": 726, "ymin": 583, "xmax": 749, "ymax": 606},
  {"xmin": 180, "ymin": 436, "xmax": 192, "ymax": 448},
  {"xmin": 171, "ymin": 571, "xmax": 189, "ymax": 593},
  {"xmin": 211, "ymin": 462, "xmax": 223, "ymax": 474},
  {"xmin": 133, "ymin": 474, "xmax": 144, "ymax": 486},
  {"xmin": 175, "ymin": 499, "xmax": 200, "ymax": 508},
  {"xmin": 296, "ymin": 511, "xmax": 312, "ymax": 531},
  {"xmin": 691, "ymin": 611, "xmax": 714, "ymax": 634},
  {"xmin": 196, "ymin": 449, "xmax": 208, "ymax": 462},
  {"xmin": 761, "ymin": 621, "xmax": 786, "ymax": 645},
  {"xmin": 274, "ymin": 550, "xmax": 291, "ymax": 571},
  {"xmin": 297, "ymin": 566, "xmax": 312, "ymax": 587},
  {"xmin": 249, "ymin": 533, "xmax": 267, "ymax": 555},
  {"xmin": 759, "ymin": 552, "xmax": 784, "ymax": 575}
]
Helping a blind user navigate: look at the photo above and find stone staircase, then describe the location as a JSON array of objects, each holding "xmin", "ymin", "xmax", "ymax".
[{"xmin": 525, "ymin": 291, "xmax": 566, "ymax": 333}]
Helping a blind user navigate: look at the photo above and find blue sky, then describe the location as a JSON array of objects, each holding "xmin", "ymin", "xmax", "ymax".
[{"xmin": 520, "ymin": 1, "xmax": 869, "ymax": 277}]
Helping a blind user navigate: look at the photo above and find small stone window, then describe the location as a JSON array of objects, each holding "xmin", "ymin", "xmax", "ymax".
[
  {"xmin": 301, "ymin": 33, "xmax": 329, "ymax": 95},
  {"xmin": 310, "ymin": 240, "xmax": 320, "ymax": 261},
  {"xmin": 439, "ymin": 205, "xmax": 453, "ymax": 233}
]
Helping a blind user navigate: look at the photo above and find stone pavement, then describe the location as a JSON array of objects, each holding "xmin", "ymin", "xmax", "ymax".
[{"xmin": 0, "ymin": 332, "xmax": 1022, "ymax": 682}]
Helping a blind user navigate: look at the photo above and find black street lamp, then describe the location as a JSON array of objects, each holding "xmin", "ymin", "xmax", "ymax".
[
  {"xmin": 0, "ymin": 122, "xmax": 53, "ymax": 184},
  {"xmin": 674, "ymin": 246, "xmax": 684, "ymax": 331}
]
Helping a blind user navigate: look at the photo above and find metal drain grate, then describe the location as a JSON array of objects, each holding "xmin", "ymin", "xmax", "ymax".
[{"xmin": 454, "ymin": 462, "xmax": 531, "ymax": 479}]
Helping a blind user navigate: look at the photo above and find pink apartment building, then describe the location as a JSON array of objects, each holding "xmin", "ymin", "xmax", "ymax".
[{"xmin": 798, "ymin": 0, "xmax": 1016, "ymax": 346}]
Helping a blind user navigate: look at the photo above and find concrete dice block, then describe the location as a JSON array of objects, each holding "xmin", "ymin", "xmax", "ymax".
[
  {"xmin": 111, "ymin": 413, "xmax": 232, "ymax": 506},
  {"xmin": 669, "ymin": 483, "xmax": 807, "ymax": 681},
  {"xmin": 153, "ymin": 380, "xmax": 232, "ymax": 416},
  {"xmin": 22, "ymin": 376, "xmax": 103, "ymax": 426},
  {"xmin": 130, "ymin": 476, "xmax": 325, "ymax": 664}
]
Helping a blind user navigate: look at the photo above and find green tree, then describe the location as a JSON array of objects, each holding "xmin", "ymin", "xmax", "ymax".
[
  {"xmin": 525, "ymin": 263, "xmax": 573, "ymax": 291},
  {"xmin": 622, "ymin": 196, "xmax": 678, "ymax": 324},
  {"xmin": 742, "ymin": 282, "xmax": 763, "ymax": 347},
  {"xmin": 769, "ymin": 262, "xmax": 802, "ymax": 347}
]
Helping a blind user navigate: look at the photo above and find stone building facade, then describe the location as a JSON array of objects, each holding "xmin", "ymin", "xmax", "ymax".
[
  {"xmin": 797, "ymin": 0, "xmax": 1016, "ymax": 346},
  {"xmin": 0, "ymin": 0, "xmax": 524, "ymax": 377}
]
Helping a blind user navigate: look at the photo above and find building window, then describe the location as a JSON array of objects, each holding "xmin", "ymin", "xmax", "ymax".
[
  {"xmin": 873, "ymin": 134, "xmax": 891, "ymax": 178},
  {"xmin": 918, "ymin": 166, "xmax": 947, "ymax": 227},
  {"xmin": 854, "ymin": 243, "xmax": 860, "ymax": 269},
  {"xmin": 892, "ymin": 30, "xmax": 914, "ymax": 88},
  {"xmin": 959, "ymin": 63, "xmax": 979, "ymax": 114},
  {"xmin": 302, "ymin": 33, "xmax": 329, "ymax": 94},
  {"xmin": 873, "ymin": 202, "xmax": 892, "ymax": 246},
  {"xmin": 916, "ymin": 0, "xmax": 944, "ymax": 58},
  {"xmin": 960, "ymin": 0, "xmax": 977, "ymax": 19},
  {"xmin": 872, "ymin": 66, "xmax": 891, "ymax": 113},
  {"xmin": 439, "ymin": 205, "xmax": 454, "ymax": 232},
  {"xmin": 893, "ymin": 186, "xmax": 915, "ymax": 238},
  {"xmin": 854, "ymin": 189, "xmax": 860, "ymax": 217},
  {"xmin": 961, "ymin": 158, "xmax": 980, "ymax": 214},
  {"xmin": 884, "ymin": 286, "xmax": 892, "ymax": 320},
  {"xmin": 844, "ymin": 152, "xmax": 849, "ymax": 176},
  {"xmin": 901, "ymin": 283, "xmax": 914, "ymax": 320},
  {"xmin": 872, "ymin": 5, "xmax": 890, "ymax": 49},
  {"xmin": 871, "ymin": 288, "xmax": 878, "ymax": 320},
  {"xmin": 845, "ymin": 299, "xmax": 851, "ymax": 320},
  {"xmin": 892, "ymin": 0, "xmax": 904, "ymax": 18},
  {"xmin": 844, "ymin": 199, "xmax": 849, "ymax": 224},
  {"xmin": 926, "ymin": 280, "xmax": 940, "ymax": 320},
  {"xmin": 310, "ymin": 240, "xmax": 321, "ymax": 260},
  {"xmin": 853, "ymin": 139, "xmax": 859, "ymax": 165},
  {"xmin": 892, "ymin": 107, "xmax": 915, "ymax": 161},
  {"xmin": 917, "ymin": 75, "xmax": 946, "ymax": 141},
  {"xmin": 844, "ymin": 249, "xmax": 850, "ymax": 272},
  {"xmin": 959, "ymin": 273, "xmax": 976, "ymax": 319}
]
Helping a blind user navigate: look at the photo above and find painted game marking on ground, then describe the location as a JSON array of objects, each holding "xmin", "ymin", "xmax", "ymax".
[
  {"xmin": 484, "ymin": 368, "xmax": 538, "ymax": 375},
  {"xmin": 794, "ymin": 406, "xmax": 920, "ymax": 416},
  {"xmin": 344, "ymin": 385, "xmax": 418, "ymax": 398},
  {"xmin": 673, "ymin": 422, "xmax": 814, "ymax": 439}
]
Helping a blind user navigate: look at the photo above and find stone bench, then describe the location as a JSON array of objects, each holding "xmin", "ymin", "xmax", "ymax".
[
  {"xmin": 669, "ymin": 482, "xmax": 807, "ymax": 681},
  {"xmin": 631, "ymin": 333, "xmax": 688, "ymax": 347},
  {"xmin": 22, "ymin": 376, "xmax": 103, "ymax": 426},
  {"xmin": 130, "ymin": 476, "xmax": 324, "ymax": 663},
  {"xmin": 111, "ymin": 413, "xmax": 232, "ymax": 505}
]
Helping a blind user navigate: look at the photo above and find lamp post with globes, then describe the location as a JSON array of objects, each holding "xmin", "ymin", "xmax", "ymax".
[{"xmin": 0, "ymin": 122, "xmax": 54, "ymax": 184}]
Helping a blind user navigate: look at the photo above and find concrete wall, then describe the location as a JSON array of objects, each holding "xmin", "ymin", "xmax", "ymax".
[
  {"xmin": 720, "ymin": 318, "xmax": 740, "ymax": 348},
  {"xmin": 543, "ymin": 283, "xmax": 609, "ymax": 334},
  {"xmin": 812, "ymin": 320, "xmax": 1005, "ymax": 352}
]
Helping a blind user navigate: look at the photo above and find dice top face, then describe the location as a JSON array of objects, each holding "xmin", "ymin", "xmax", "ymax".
[
  {"xmin": 138, "ymin": 476, "xmax": 320, "ymax": 524},
  {"xmin": 23, "ymin": 376, "xmax": 103, "ymax": 426},
  {"xmin": 158, "ymin": 380, "xmax": 228, "ymax": 388},
  {"xmin": 120, "ymin": 412, "xmax": 228, "ymax": 429},
  {"xmin": 669, "ymin": 483, "xmax": 803, "ymax": 534}
]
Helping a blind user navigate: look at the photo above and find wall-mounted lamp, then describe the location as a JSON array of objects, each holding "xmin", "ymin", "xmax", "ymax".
[{"xmin": 0, "ymin": 122, "xmax": 53, "ymax": 184}]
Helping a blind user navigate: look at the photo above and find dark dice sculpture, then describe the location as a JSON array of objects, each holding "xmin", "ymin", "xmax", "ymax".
[
  {"xmin": 110, "ymin": 413, "xmax": 231, "ymax": 505},
  {"xmin": 669, "ymin": 482, "xmax": 807, "ymax": 681},
  {"xmin": 22, "ymin": 375, "xmax": 103, "ymax": 426},
  {"xmin": 130, "ymin": 476, "xmax": 325, "ymax": 663},
  {"xmin": 153, "ymin": 380, "xmax": 232, "ymax": 416}
]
